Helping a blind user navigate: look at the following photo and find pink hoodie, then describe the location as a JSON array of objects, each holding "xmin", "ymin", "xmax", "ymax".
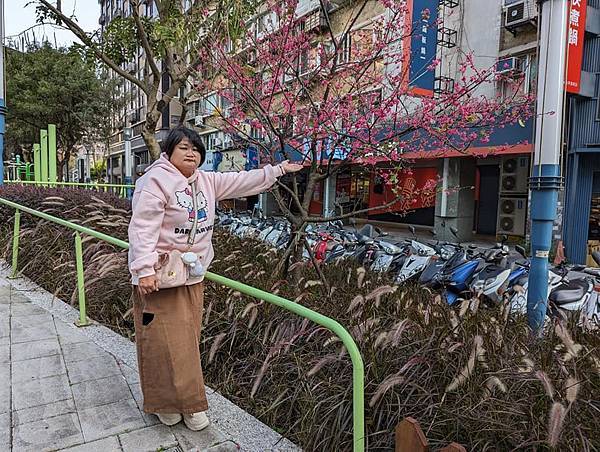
[{"xmin": 128, "ymin": 153, "xmax": 284, "ymax": 285}]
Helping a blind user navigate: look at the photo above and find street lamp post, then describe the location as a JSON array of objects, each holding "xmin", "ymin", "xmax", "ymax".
[
  {"xmin": 0, "ymin": 0, "xmax": 6, "ymax": 186},
  {"xmin": 527, "ymin": 0, "xmax": 569, "ymax": 333}
]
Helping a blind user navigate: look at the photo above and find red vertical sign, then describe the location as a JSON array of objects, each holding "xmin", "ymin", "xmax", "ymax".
[{"xmin": 566, "ymin": 0, "xmax": 587, "ymax": 94}]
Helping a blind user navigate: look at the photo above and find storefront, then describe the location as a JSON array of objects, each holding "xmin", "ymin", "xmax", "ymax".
[{"xmin": 564, "ymin": 149, "xmax": 600, "ymax": 265}]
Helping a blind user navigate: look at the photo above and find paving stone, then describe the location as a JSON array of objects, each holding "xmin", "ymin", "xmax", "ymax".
[
  {"xmin": 66, "ymin": 353, "xmax": 122, "ymax": 384},
  {"xmin": 12, "ymin": 373, "xmax": 72, "ymax": 410},
  {"xmin": 11, "ymin": 304, "xmax": 49, "ymax": 317},
  {"xmin": 13, "ymin": 412, "xmax": 83, "ymax": 451},
  {"xmin": 0, "ymin": 286, "xmax": 10, "ymax": 300},
  {"xmin": 78, "ymin": 398, "xmax": 146, "ymax": 442},
  {"xmin": 54, "ymin": 321, "xmax": 91, "ymax": 345},
  {"xmin": 11, "ymin": 322, "xmax": 57, "ymax": 344},
  {"xmin": 0, "ymin": 342, "xmax": 8, "ymax": 364},
  {"xmin": 62, "ymin": 341, "xmax": 112, "ymax": 363},
  {"xmin": 13, "ymin": 399, "xmax": 76, "ymax": 427},
  {"xmin": 9, "ymin": 294, "xmax": 30, "ymax": 304},
  {"xmin": 11, "ymin": 313, "xmax": 55, "ymax": 328},
  {"xmin": 0, "ymin": 412, "xmax": 9, "ymax": 451},
  {"xmin": 172, "ymin": 424, "xmax": 232, "ymax": 451},
  {"xmin": 58, "ymin": 436, "xmax": 121, "ymax": 452},
  {"xmin": 0, "ymin": 364, "xmax": 11, "ymax": 414},
  {"xmin": 0, "ymin": 320, "xmax": 9, "ymax": 339},
  {"xmin": 71, "ymin": 374, "xmax": 132, "ymax": 410},
  {"xmin": 119, "ymin": 424, "xmax": 178, "ymax": 452},
  {"xmin": 12, "ymin": 354, "xmax": 67, "ymax": 382},
  {"xmin": 11, "ymin": 337, "xmax": 61, "ymax": 361}
]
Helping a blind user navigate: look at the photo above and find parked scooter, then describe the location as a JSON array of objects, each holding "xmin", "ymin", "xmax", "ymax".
[{"xmin": 394, "ymin": 226, "xmax": 436, "ymax": 284}]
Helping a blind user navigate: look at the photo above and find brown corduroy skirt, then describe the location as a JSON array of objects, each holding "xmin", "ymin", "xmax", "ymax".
[{"xmin": 132, "ymin": 282, "xmax": 208, "ymax": 414}]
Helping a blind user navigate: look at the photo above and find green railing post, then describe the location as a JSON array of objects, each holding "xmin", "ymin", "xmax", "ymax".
[
  {"xmin": 9, "ymin": 209, "xmax": 21, "ymax": 279},
  {"xmin": 74, "ymin": 231, "xmax": 90, "ymax": 327}
]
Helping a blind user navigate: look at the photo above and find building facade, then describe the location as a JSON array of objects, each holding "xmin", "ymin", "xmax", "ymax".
[{"xmin": 563, "ymin": 0, "xmax": 600, "ymax": 264}]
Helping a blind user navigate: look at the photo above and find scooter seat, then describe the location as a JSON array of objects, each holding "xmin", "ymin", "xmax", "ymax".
[{"xmin": 549, "ymin": 279, "xmax": 590, "ymax": 305}]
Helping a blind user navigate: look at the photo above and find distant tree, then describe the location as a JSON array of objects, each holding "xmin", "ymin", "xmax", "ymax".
[{"xmin": 5, "ymin": 43, "xmax": 122, "ymax": 179}]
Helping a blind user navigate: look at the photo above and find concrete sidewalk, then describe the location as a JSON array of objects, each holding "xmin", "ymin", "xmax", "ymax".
[{"xmin": 0, "ymin": 270, "xmax": 299, "ymax": 452}]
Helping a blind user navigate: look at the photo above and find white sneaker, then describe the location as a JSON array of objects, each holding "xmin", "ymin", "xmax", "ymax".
[
  {"xmin": 156, "ymin": 413, "xmax": 182, "ymax": 426},
  {"xmin": 183, "ymin": 411, "xmax": 210, "ymax": 431}
]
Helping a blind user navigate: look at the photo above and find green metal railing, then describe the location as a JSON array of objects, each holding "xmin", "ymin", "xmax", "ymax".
[
  {"xmin": 0, "ymin": 196, "xmax": 365, "ymax": 451},
  {"xmin": 3, "ymin": 180, "xmax": 135, "ymax": 198}
]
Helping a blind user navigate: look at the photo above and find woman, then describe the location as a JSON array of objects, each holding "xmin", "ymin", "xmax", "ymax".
[{"xmin": 128, "ymin": 126, "xmax": 302, "ymax": 430}]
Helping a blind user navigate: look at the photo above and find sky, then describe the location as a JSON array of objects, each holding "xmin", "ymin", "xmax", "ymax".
[{"xmin": 5, "ymin": 0, "xmax": 101, "ymax": 49}]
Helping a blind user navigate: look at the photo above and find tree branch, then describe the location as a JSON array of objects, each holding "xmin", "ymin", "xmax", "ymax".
[
  {"xmin": 36, "ymin": 0, "xmax": 149, "ymax": 95},
  {"xmin": 129, "ymin": 0, "xmax": 161, "ymax": 82}
]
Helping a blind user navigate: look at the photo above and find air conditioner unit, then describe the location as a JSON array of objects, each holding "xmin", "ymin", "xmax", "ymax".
[
  {"xmin": 194, "ymin": 115, "xmax": 206, "ymax": 127},
  {"xmin": 495, "ymin": 56, "xmax": 524, "ymax": 75},
  {"xmin": 504, "ymin": 0, "xmax": 537, "ymax": 29},
  {"xmin": 500, "ymin": 155, "xmax": 529, "ymax": 194},
  {"xmin": 497, "ymin": 196, "xmax": 527, "ymax": 236}
]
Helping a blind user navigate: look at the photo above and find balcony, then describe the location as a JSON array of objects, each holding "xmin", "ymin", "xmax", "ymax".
[
  {"xmin": 434, "ymin": 76, "xmax": 455, "ymax": 95},
  {"xmin": 437, "ymin": 27, "xmax": 458, "ymax": 48},
  {"xmin": 440, "ymin": 0, "xmax": 459, "ymax": 7}
]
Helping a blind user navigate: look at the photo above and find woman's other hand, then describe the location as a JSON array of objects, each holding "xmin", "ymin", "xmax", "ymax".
[
  {"xmin": 138, "ymin": 275, "xmax": 159, "ymax": 295},
  {"xmin": 279, "ymin": 160, "xmax": 303, "ymax": 174}
]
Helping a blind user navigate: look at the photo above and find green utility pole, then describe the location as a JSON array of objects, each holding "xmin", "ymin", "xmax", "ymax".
[
  {"xmin": 33, "ymin": 143, "xmax": 41, "ymax": 182},
  {"xmin": 40, "ymin": 129, "xmax": 48, "ymax": 184}
]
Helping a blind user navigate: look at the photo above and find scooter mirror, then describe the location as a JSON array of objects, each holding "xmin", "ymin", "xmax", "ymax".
[
  {"xmin": 409, "ymin": 225, "xmax": 416, "ymax": 236},
  {"xmin": 349, "ymin": 218, "xmax": 356, "ymax": 226},
  {"xmin": 515, "ymin": 245, "xmax": 527, "ymax": 258},
  {"xmin": 501, "ymin": 234, "xmax": 508, "ymax": 244},
  {"xmin": 450, "ymin": 226, "xmax": 459, "ymax": 237}
]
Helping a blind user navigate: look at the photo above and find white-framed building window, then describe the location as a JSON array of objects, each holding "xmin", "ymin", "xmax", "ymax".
[
  {"xmin": 497, "ymin": 53, "xmax": 537, "ymax": 101},
  {"xmin": 338, "ymin": 33, "xmax": 352, "ymax": 65}
]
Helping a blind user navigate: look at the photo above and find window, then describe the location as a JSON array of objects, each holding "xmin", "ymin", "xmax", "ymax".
[
  {"xmin": 497, "ymin": 53, "xmax": 537, "ymax": 101},
  {"xmin": 299, "ymin": 48, "xmax": 310, "ymax": 75},
  {"xmin": 338, "ymin": 33, "xmax": 352, "ymax": 65},
  {"xmin": 145, "ymin": 1, "xmax": 154, "ymax": 17}
]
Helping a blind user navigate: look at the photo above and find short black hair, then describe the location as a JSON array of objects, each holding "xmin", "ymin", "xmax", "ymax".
[{"xmin": 162, "ymin": 126, "xmax": 206, "ymax": 165}]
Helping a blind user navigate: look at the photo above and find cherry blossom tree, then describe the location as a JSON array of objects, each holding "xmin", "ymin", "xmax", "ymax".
[{"xmin": 200, "ymin": 0, "xmax": 534, "ymax": 277}]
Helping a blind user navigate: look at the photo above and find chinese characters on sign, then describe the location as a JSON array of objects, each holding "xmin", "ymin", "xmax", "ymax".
[
  {"xmin": 406, "ymin": 0, "xmax": 440, "ymax": 97},
  {"xmin": 566, "ymin": 0, "xmax": 587, "ymax": 94}
]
